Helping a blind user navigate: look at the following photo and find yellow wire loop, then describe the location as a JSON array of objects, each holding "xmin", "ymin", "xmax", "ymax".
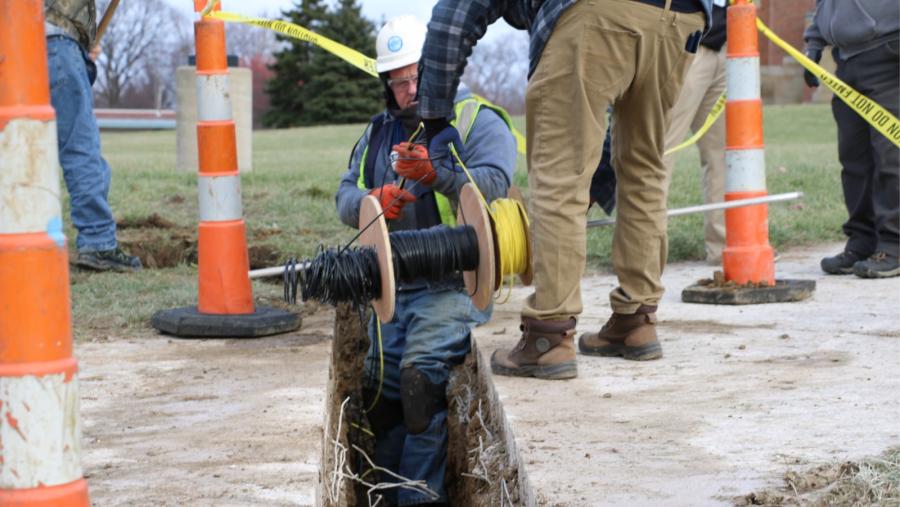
[
  {"xmin": 450, "ymin": 145, "xmax": 530, "ymax": 302},
  {"xmin": 489, "ymin": 198, "xmax": 529, "ymax": 303}
]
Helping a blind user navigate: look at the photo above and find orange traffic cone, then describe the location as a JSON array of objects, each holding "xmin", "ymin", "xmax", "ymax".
[
  {"xmin": 0, "ymin": 1, "xmax": 90, "ymax": 504},
  {"xmin": 722, "ymin": 0, "xmax": 775, "ymax": 285},
  {"xmin": 682, "ymin": 0, "xmax": 814, "ymax": 305},
  {"xmin": 151, "ymin": 0, "xmax": 299, "ymax": 337}
]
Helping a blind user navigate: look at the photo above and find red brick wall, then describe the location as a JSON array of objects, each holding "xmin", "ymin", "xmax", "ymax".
[{"xmin": 755, "ymin": 0, "xmax": 817, "ymax": 66}]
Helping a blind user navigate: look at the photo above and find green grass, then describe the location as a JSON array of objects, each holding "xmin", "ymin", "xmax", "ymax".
[
  {"xmin": 66, "ymin": 104, "xmax": 843, "ymax": 339},
  {"xmin": 586, "ymin": 104, "xmax": 844, "ymax": 264}
]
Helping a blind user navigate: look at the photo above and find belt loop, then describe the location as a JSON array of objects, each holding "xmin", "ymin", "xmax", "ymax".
[{"xmin": 660, "ymin": 0, "xmax": 673, "ymax": 21}]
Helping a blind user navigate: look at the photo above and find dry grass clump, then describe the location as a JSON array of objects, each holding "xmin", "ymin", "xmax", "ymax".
[{"xmin": 739, "ymin": 447, "xmax": 900, "ymax": 506}]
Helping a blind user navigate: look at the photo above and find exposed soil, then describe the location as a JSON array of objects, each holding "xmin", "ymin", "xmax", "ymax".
[
  {"xmin": 115, "ymin": 213, "xmax": 282, "ymax": 270},
  {"xmin": 117, "ymin": 213, "xmax": 178, "ymax": 230},
  {"xmin": 118, "ymin": 227, "xmax": 196, "ymax": 269},
  {"xmin": 447, "ymin": 345, "xmax": 525, "ymax": 506},
  {"xmin": 319, "ymin": 304, "xmax": 373, "ymax": 507}
]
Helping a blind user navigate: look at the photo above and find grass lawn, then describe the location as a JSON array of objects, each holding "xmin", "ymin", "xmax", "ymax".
[{"xmin": 67, "ymin": 104, "xmax": 843, "ymax": 339}]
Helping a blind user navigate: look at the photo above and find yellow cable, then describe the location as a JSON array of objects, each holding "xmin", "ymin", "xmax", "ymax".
[
  {"xmin": 365, "ymin": 316, "xmax": 385, "ymax": 414},
  {"xmin": 350, "ymin": 422, "xmax": 375, "ymax": 438},
  {"xmin": 450, "ymin": 146, "xmax": 530, "ymax": 302},
  {"xmin": 489, "ymin": 198, "xmax": 529, "ymax": 303}
]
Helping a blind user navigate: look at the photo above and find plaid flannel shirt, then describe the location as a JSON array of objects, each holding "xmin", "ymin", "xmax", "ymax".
[{"xmin": 418, "ymin": 0, "xmax": 712, "ymax": 119}]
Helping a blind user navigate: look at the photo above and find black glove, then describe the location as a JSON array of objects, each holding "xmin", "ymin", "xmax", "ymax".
[
  {"xmin": 803, "ymin": 49, "xmax": 821, "ymax": 88},
  {"xmin": 423, "ymin": 118, "xmax": 465, "ymax": 165}
]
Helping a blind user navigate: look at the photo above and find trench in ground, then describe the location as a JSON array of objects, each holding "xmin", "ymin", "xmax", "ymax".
[{"xmin": 317, "ymin": 304, "xmax": 534, "ymax": 506}]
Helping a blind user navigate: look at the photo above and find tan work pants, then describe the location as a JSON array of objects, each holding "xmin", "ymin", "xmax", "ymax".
[
  {"xmin": 663, "ymin": 45, "xmax": 727, "ymax": 263},
  {"xmin": 522, "ymin": 0, "xmax": 705, "ymax": 318}
]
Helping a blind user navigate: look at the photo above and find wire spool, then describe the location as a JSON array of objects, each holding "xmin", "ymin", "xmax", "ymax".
[
  {"xmin": 358, "ymin": 195, "xmax": 396, "ymax": 322},
  {"xmin": 288, "ymin": 184, "xmax": 531, "ymax": 321},
  {"xmin": 458, "ymin": 183, "xmax": 496, "ymax": 311}
]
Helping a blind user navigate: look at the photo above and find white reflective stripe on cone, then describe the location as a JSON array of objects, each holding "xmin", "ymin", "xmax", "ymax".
[
  {"xmin": 726, "ymin": 57, "xmax": 761, "ymax": 102},
  {"xmin": 0, "ymin": 374, "xmax": 82, "ymax": 489},
  {"xmin": 196, "ymin": 73, "xmax": 233, "ymax": 123},
  {"xmin": 0, "ymin": 119, "xmax": 63, "ymax": 235},
  {"xmin": 725, "ymin": 148, "xmax": 767, "ymax": 192},
  {"xmin": 198, "ymin": 174, "xmax": 243, "ymax": 222}
]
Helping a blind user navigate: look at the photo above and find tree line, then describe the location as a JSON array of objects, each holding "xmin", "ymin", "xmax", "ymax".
[{"xmin": 92, "ymin": 0, "xmax": 527, "ymax": 126}]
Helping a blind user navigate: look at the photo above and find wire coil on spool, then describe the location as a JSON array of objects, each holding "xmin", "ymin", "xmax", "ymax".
[{"xmin": 282, "ymin": 183, "xmax": 533, "ymax": 322}]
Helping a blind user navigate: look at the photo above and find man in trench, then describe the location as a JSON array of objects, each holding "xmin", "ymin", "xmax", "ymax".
[
  {"xmin": 418, "ymin": 0, "xmax": 712, "ymax": 379},
  {"xmin": 334, "ymin": 16, "xmax": 517, "ymax": 506}
]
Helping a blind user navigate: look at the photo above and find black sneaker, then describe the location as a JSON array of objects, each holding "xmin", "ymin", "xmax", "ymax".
[
  {"xmin": 75, "ymin": 247, "xmax": 143, "ymax": 272},
  {"xmin": 853, "ymin": 251, "xmax": 900, "ymax": 279},
  {"xmin": 820, "ymin": 250, "xmax": 867, "ymax": 275}
]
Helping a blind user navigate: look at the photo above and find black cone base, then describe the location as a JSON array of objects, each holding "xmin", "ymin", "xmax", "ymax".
[
  {"xmin": 151, "ymin": 306, "xmax": 301, "ymax": 338},
  {"xmin": 681, "ymin": 279, "xmax": 816, "ymax": 305}
]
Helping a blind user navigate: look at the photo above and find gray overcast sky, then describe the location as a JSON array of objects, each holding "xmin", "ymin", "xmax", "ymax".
[{"xmin": 161, "ymin": 0, "xmax": 515, "ymax": 40}]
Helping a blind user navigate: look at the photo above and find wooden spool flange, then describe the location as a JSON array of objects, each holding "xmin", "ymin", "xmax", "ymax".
[
  {"xmin": 358, "ymin": 195, "xmax": 396, "ymax": 322},
  {"xmin": 458, "ymin": 183, "xmax": 496, "ymax": 311}
]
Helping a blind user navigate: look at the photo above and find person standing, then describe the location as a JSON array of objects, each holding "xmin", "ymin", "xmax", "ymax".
[
  {"xmin": 45, "ymin": 0, "xmax": 141, "ymax": 271},
  {"xmin": 335, "ymin": 17, "xmax": 516, "ymax": 505},
  {"xmin": 663, "ymin": 0, "xmax": 728, "ymax": 264},
  {"xmin": 804, "ymin": 0, "xmax": 900, "ymax": 279},
  {"xmin": 418, "ymin": 0, "xmax": 711, "ymax": 380}
]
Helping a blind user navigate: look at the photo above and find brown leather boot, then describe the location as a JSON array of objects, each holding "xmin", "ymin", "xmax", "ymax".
[
  {"xmin": 490, "ymin": 317, "xmax": 578, "ymax": 380},
  {"xmin": 578, "ymin": 305, "xmax": 662, "ymax": 360}
]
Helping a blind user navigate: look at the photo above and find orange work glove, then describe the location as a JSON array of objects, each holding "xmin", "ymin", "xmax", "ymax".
[
  {"xmin": 392, "ymin": 142, "xmax": 437, "ymax": 185},
  {"xmin": 369, "ymin": 184, "xmax": 416, "ymax": 220}
]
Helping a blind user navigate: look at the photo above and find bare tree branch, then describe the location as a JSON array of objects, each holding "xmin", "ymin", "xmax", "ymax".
[{"xmin": 462, "ymin": 32, "xmax": 529, "ymax": 115}]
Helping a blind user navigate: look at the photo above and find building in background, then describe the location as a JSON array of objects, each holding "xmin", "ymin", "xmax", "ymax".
[{"xmin": 755, "ymin": 0, "xmax": 834, "ymax": 104}]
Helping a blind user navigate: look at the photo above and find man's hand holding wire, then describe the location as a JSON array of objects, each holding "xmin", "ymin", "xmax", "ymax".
[
  {"xmin": 392, "ymin": 142, "xmax": 437, "ymax": 185},
  {"xmin": 370, "ymin": 184, "xmax": 416, "ymax": 220}
]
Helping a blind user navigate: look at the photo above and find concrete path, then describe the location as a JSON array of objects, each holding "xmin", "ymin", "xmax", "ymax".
[
  {"xmin": 78, "ymin": 242, "xmax": 900, "ymax": 505},
  {"xmin": 474, "ymin": 242, "xmax": 900, "ymax": 506}
]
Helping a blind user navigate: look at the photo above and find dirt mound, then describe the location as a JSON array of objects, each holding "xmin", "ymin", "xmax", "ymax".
[
  {"xmin": 116, "ymin": 214, "xmax": 282, "ymax": 270},
  {"xmin": 117, "ymin": 213, "xmax": 177, "ymax": 229},
  {"xmin": 738, "ymin": 447, "xmax": 900, "ymax": 506}
]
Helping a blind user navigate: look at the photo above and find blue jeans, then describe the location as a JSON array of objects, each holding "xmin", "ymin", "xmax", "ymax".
[
  {"xmin": 47, "ymin": 35, "xmax": 117, "ymax": 253},
  {"xmin": 365, "ymin": 287, "xmax": 490, "ymax": 505}
]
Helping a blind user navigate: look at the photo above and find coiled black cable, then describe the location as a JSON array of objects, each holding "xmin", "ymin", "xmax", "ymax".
[
  {"xmin": 288, "ymin": 245, "xmax": 382, "ymax": 308},
  {"xmin": 389, "ymin": 225, "xmax": 479, "ymax": 283},
  {"xmin": 283, "ymin": 225, "xmax": 480, "ymax": 306}
]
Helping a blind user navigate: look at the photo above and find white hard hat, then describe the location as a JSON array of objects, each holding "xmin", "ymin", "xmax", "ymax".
[{"xmin": 375, "ymin": 16, "xmax": 427, "ymax": 74}]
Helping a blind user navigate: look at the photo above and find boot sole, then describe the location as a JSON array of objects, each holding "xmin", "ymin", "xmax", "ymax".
[
  {"xmin": 75, "ymin": 258, "xmax": 141, "ymax": 273},
  {"xmin": 854, "ymin": 266, "xmax": 900, "ymax": 278},
  {"xmin": 579, "ymin": 342, "xmax": 663, "ymax": 361},
  {"xmin": 489, "ymin": 356, "xmax": 578, "ymax": 380},
  {"xmin": 821, "ymin": 266, "xmax": 854, "ymax": 275}
]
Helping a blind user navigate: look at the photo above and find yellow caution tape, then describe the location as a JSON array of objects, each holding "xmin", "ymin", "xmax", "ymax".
[
  {"xmin": 665, "ymin": 92, "xmax": 726, "ymax": 156},
  {"xmin": 208, "ymin": 11, "xmax": 379, "ymax": 77},
  {"xmin": 207, "ymin": 10, "xmax": 530, "ymax": 155},
  {"xmin": 756, "ymin": 17, "xmax": 900, "ymax": 149}
]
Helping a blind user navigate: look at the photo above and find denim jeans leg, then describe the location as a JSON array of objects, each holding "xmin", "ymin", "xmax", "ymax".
[
  {"xmin": 47, "ymin": 36, "xmax": 118, "ymax": 252},
  {"xmin": 397, "ymin": 411, "xmax": 449, "ymax": 506},
  {"xmin": 394, "ymin": 288, "xmax": 481, "ymax": 504}
]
